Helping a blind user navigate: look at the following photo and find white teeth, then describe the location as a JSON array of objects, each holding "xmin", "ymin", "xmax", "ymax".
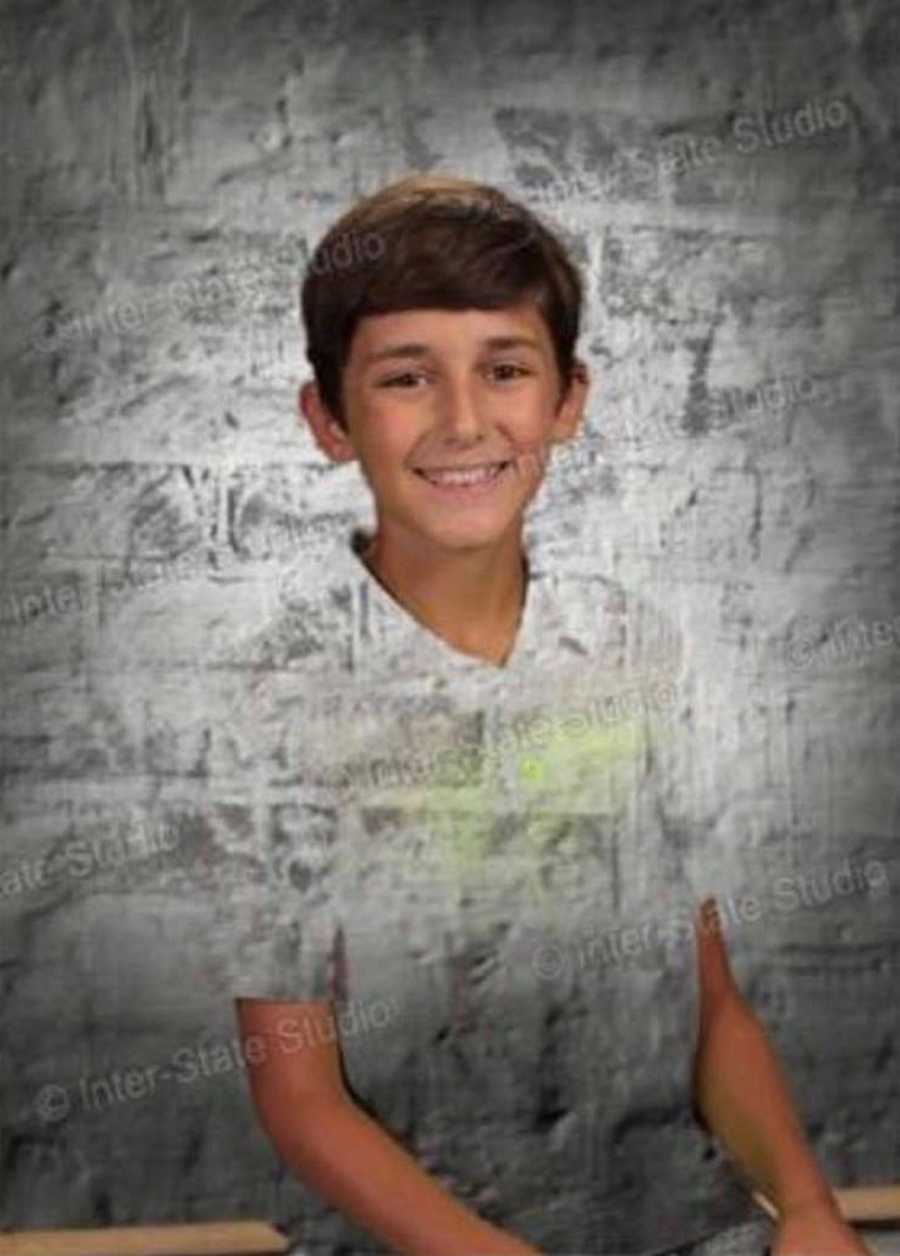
[{"xmin": 418, "ymin": 462, "xmax": 508, "ymax": 486}]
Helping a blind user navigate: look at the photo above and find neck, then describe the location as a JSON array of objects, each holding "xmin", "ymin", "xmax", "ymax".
[{"xmin": 358, "ymin": 525, "xmax": 528, "ymax": 668}]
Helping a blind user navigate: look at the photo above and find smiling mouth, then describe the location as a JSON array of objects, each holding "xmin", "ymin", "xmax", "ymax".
[{"xmin": 413, "ymin": 460, "xmax": 513, "ymax": 486}]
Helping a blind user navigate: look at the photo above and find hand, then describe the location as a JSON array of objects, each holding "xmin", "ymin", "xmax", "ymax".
[{"xmin": 772, "ymin": 1195, "xmax": 872, "ymax": 1256}]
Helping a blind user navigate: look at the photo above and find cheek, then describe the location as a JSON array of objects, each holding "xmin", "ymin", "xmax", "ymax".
[
  {"xmin": 508, "ymin": 423, "xmax": 557, "ymax": 480},
  {"xmin": 356, "ymin": 404, "xmax": 422, "ymax": 463}
]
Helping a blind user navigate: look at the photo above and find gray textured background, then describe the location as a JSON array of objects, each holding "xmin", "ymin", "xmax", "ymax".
[{"xmin": 1, "ymin": 0, "xmax": 899, "ymax": 1247}]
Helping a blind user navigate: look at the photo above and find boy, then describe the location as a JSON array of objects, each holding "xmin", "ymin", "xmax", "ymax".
[{"xmin": 235, "ymin": 174, "xmax": 868, "ymax": 1256}]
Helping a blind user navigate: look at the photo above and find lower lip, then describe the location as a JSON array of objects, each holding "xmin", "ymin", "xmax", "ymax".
[{"xmin": 413, "ymin": 461, "xmax": 515, "ymax": 500}]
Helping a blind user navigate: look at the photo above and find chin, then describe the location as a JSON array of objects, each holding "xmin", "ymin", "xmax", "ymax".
[
  {"xmin": 401, "ymin": 516, "xmax": 517, "ymax": 554},
  {"xmin": 441, "ymin": 525, "xmax": 524, "ymax": 555}
]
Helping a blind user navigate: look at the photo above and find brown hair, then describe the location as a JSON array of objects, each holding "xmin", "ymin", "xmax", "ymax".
[{"xmin": 300, "ymin": 173, "xmax": 584, "ymax": 429}]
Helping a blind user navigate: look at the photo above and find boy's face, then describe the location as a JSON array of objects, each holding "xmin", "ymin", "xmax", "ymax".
[{"xmin": 299, "ymin": 301, "xmax": 589, "ymax": 556}]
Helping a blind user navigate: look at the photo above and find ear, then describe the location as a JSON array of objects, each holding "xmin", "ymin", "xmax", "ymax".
[
  {"xmin": 298, "ymin": 380, "xmax": 357, "ymax": 465},
  {"xmin": 548, "ymin": 357, "xmax": 590, "ymax": 447}
]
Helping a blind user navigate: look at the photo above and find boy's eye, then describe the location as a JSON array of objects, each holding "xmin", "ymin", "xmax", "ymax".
[
  {"xmin": 491, "ymin": 363, "xmax": 532, "ymax": 381},
  {"xmin": 378, "ymin": 371, "xmax": 424, "ymax": 388}
]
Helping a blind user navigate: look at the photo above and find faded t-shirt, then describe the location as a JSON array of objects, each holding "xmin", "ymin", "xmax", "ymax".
[{"xmin": 225, "ymin": 528, "xmax": 765, "ymax": 1255}]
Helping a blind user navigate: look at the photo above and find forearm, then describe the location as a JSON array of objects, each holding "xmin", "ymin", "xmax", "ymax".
[
  {"xmin": 274, "ymin": 1091, "xmax": 540, "ymax": 1256},
  {"xmin": 693, "ymin": 991, "xmax": 836, "ymax": 1214},
  {"xmin": 235, "ymin": 998, "xmax": 539, "ymax": 1256}
]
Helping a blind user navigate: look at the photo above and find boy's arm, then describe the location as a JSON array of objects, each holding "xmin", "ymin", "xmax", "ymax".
[
  {"xmin": 691, "ymin": 899, "xmax": 868, "ymax": 1248},
  {"xmin": 235, "ymin": 998, "xmax": 540, "ymax": 1256}
]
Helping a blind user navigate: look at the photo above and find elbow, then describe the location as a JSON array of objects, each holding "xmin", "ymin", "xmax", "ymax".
[
  {"xmin": 234, "ymin": 997, "xmax": 352, "ymax": 1153},
  {"xmin": 257, "ymin": 1076, "xmax": 352, "ymax": 1177}
]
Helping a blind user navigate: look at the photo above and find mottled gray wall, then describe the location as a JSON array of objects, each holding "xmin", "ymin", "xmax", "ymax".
[{"xmin": 1, "ymin": 0, "xmax": 899, "ymax": 1244}]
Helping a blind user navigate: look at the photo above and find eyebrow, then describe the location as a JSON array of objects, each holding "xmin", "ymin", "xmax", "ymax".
[{"xmin": 360, "ymin": 335, "xmax": 544, "ymax": 368}]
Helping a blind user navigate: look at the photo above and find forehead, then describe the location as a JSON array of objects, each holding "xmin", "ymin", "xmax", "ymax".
[{"xmin": 348, "ymin": 301, "xmax": 554, "ymax": 366}]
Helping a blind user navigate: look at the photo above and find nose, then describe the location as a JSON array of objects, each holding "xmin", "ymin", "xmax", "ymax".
[{"xmin": 434, "ymin": 373, "xmax": 489, "ymax": 445}]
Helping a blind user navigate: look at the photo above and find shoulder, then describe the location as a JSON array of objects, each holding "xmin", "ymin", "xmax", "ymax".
[
  {"xmin": 220, "ymin": 536, "xmax": 364, "ymax": 684},
  {"xmin": 547, "ymin": 569, "xmax": 685, "ymax": 681}
]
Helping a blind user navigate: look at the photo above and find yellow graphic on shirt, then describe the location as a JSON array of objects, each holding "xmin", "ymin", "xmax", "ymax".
[{"xmin": 365, "ymin": 702, "xmax": 668, "ymax": 908}]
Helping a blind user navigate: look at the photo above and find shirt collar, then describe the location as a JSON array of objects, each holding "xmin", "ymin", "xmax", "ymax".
[{"xmin": 323, "ymin": 527, "xmax": 574, "ymax": 681}]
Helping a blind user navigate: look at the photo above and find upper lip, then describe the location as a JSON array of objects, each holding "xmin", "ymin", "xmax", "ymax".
[{"xmin": 414, "ymin": 459, "xmax": 512, "ymax": 471}]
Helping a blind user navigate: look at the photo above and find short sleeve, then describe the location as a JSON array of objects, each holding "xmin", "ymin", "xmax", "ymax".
[{"xmin": 217, "ymin": 874, "xmax": 338, "ymax": 1004}]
